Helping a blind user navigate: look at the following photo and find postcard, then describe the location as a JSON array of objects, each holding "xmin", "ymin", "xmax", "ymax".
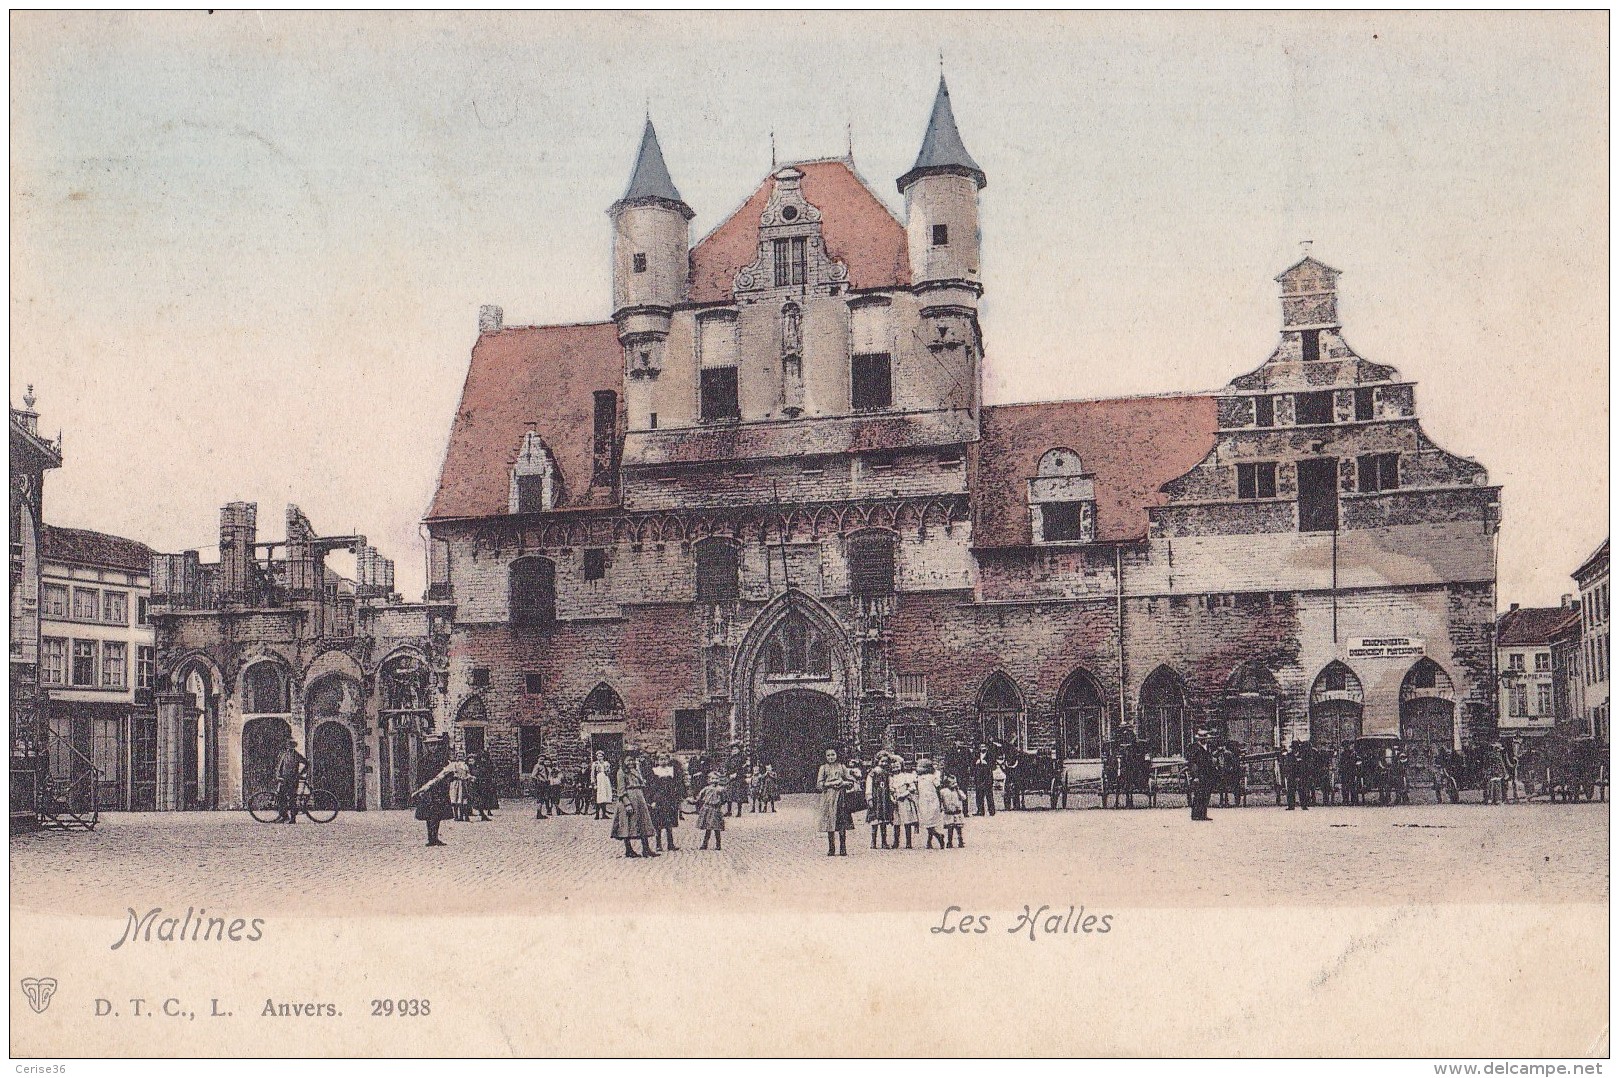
[{"xmin": 8, "ymin": 10, "xmax": 1608, "ymax": 1060}]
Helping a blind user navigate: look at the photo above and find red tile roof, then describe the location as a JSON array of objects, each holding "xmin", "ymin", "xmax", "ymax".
[
  {"xmin": 427, "ymin": 322, "xmax": 623, "ymax": 520},
  {"xmin": 975, "ymin": 395, "xmax": 1220, "ymax": 547},
  {"xmin": 1497, "ymin": 605, "xmax": 1582, "ymax": 646},
  {"xmin": 688, "ymin": 159, "xmax": 910, "ymax": 303},
  {"xmin": 41, "ymin": 524, "xmax": 154, "ymax": 573}
]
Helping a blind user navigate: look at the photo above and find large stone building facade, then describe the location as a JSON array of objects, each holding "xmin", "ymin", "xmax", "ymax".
[
  {"xmin": 425, "ymin": 79, "xmax": 1501, "ymax": 794},
  {"xmin": 9, "ymin": 388, "xmax": 63, "ymax": 828},
  {"xmin": 149, "ymin": 503, "xmax": 453, "ymax": 810}
]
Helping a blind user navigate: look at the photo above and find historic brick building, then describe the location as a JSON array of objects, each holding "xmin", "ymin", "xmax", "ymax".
[
  {"xmin": 425, "ymin": 78, "xmax": 1502, "ymax": 793},
  {"xmin": 10, "ymin": 387, "xmax": 63, "ymax": 828},
  {"xmin": 149, "ymin": 502, "xmax": 453, "ymax": 810}
]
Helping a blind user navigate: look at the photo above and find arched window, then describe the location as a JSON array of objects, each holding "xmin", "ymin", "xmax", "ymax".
[
  {"xmin": 694, "ymin": 537, "xmax": 740, "ymax": 603},
  {"xmin": 1139, "ymin": 666, "xmax": 1189, "ymax": 758},
  {"xmin": 977, "ymin": 673, "xmax": 1023, "ymax": 747},
  {"xmin": 583, "ymin": 684, "xmax": 625, "ymax": 721},
  {"xmin": 764, "ymin": 612, "xmax": 830, "ymax": 678},
  {"xmin": 456, "ymin": 696, "xmax": 489, "ymax": 757},
  {"xmin": 243, "ymin": 661, "xmax": 290, "ymax": 715},
  {"xmin": 1060, "ymin": 669, "xmax": 1107, "ymax": 759},
  {"xmin": 848, "ymin": 530, "xmax": 896, "ymax": 598},
  {"xmin": 510, "ymin": 557, "xmax": 556, "ymax": 627}
]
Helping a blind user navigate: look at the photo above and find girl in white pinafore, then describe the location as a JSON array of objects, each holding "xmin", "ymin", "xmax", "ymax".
[
  {"xmin": 915, "ymin": 759, "xmax": 946, "ymax": 849},
  {"xmin": 591, "ymin": 751, "xmax": 616, "ymax": 820},
  {"xmin": 890, "ymin": 758, "xmax": 920, "ymax": 850}
]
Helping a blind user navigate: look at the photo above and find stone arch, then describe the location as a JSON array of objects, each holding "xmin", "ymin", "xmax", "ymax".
[
  {"xmin": 168, "ymin": 650, "xmax": 225, "ymax": 810},
  {"xmin": 1213, "ymin": 659, "xmax": 1281, "ymax": 756},
  {"xmin": 1058, "ymin": 667, "xmax": 1108, "ymax": 759},
  {"xmin": 1308, "ymin": 661, "xmax": 1364, "ymax": 750},
  {"xmin": 240, "ymin": 654, "xmax": 294, "ymax": 716},
  {"xmin": 1037, "ymin": 447, "xmax": 1085, "ymax": 476},
  {"xmin": 1139, "ymin": 665, "xmax": 1190, "ymax": 759},
  {"xmin": 733, "ymin": 591, "xmax": 857, "ymax": 754},
  {"xmin": 977, "ymin": 671, "xmax": 1025, "ymax": 748},
  {"xmin": 1400, "ymin": 658, "xmax": 1457, "ymax": 770}
]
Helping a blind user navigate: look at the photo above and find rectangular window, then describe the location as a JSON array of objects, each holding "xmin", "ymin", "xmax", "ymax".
[
  {"xmin": 632, "ymin": 252, "xmax": 647, "ymax": 273},
  {"xmin": 41, "ymin": 637, "xmax": 66, "ymax": 685},
  {"xmin": 1296, "ymin": 457, "xmax": 1340, "ymax": 532},
  {"xmin": 1041, "ymin": 502, "xmax": 1085, "ymax": 542},
  {"xmin": 137, "ymin": 645, "xmax": 155, "ymax": 691},
  {"xmin": 674, "ymin": 708, "xmax": 707, "ymax": 752},
  {"xmin": 582, "ymin": 548, "xmax": 607, "ymax": 582},
  {"xmin": 772, "ymin": 237, "xmax": 807, "ymax": 287},
  {"xmin": 1301, "ymin": 329, "xmax": 1321, "ymax": 363},
  {"xmin": 700, "ymin": 366, "xmax": 740, "ymax": 422},
  {"xmin": 42, "ymin": 584, "xmax": 68, "ymax": 618},
  {"xmin": 1357, "ymin": 453, "xmax": 1400, "ymax": 493},
  {"xmin": 515, "ymin": 473, "xmax": 546, "ymax": 514},
  {"xmin": 1237, "ymin": 462, "xmax": 1277, "ymax": 500},
  {"xmin": 102, "ymin": 641, "xmax": 127, "ymax": 689},
  {"xmin": 592, "ymin": 390, "xmax": 618, "ymax": 482},
  {"xmin": 1354, "ymin": 387, "xmax": 1375, "ymax": 421},
  {"xmin": 1254, "ymin": 395, "xmax": 1274, "ymax": 427},
  {"xmin": 136, "ymin": 596, "xmax": 149, "ymax": 626},
  {"xmin": 72, "ymin": 587, "xmax": 99, "ymax": 621},
  {"xmin": 851, "ymin": 353, "xmax": 893, "ymax": 411},
  {"xmin": 470, "ymin": 667, "xmax": 491, "ymax": 689},
  {"xmin": 1509, "ymin": 684, "xmax": 1527, "ymax": 717},
  {"xmin": 71, "ymin": 640, "xmax": 96, "ymax": 686},
  {"xmin": 932, "ymin": 224, "xmax": 949, "ymax": 247},
  {"xmin": 1295, "ymin": 390, "xmax": 1334, "ymax": 425},
  {"xmin": 1536, "ymin": 683, "xmax": 1554, "ymax": 716},
  {"xmin": 1508, "ymin": 652, "xmax": 1525, "ymax": 672},
  {"xmin": 103, "ymin": 590, "xmax": 128, "ymax": 625},
  {"xmin": 524, "ymin": 673, "xmax": 545, "ymax": 695},
  {"xmin": 1534, "ymin": 652, "xmax": 1552, "ymax": 673}
]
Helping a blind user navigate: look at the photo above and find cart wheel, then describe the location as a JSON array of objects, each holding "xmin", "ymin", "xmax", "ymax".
[
  {"xmin": 304, "ymin": 789, "xmax": 340, "ymax": 823},
  {"xmin": 247, "ymin": 790, "xmax": 281, "ymax": 823}
]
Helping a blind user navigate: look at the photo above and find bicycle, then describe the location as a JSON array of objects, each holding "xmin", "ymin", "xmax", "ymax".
[{"xmin": 247, "ymin": 778, "xmax": 340, "ymax": 824}]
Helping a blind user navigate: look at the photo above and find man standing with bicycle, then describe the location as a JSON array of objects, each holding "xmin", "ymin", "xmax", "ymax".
[{"xmin": 274, "ymin": 738, "xmax": 307, "ymax": 824}]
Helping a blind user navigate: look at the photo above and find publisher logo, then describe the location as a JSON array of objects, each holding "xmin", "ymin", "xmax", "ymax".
[{"xmin": 21, "ymin": 977, "xmax": 58, "ymax": 1014}]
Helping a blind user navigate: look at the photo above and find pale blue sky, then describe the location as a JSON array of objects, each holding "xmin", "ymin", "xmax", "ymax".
[{"xmin": 11, "ymin": 11, "xmax": 1607, "ymax": 603}]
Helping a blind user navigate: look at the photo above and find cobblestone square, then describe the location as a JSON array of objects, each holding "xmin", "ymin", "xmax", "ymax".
[{"xmin": 11, "ymin": 795, "xmax": 1607, "ymax": 917}]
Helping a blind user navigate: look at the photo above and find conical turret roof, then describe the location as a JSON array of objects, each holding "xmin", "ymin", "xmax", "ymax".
[
  {"xmin": 898, "ymin": 76, "xmax": 986, "ymax": 192},
  {"xmin": 612, "ymin": 118, "xmax": 694, "ymax": 219}
]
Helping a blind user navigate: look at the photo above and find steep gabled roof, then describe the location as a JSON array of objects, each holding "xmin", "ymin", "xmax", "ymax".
[
  {"xmin": 687, "ymin": 159, "xmax": 910, "ymax": 304},
  {"xmin": 975, "ymin": 394, "xmax": 1220, "ymax": 547},
  {"xmin": 1497, "ymin": 605, "xmax": 1582, "ymax": 647},
  {"xmin": 41, "ymin": 524, "xmax": 153, "ymax": 573},
  {"xmin": 898, "ymin": 75, "xmax": 986, "ymax": 192},
  {"xmin": 427, "ymin": 322, "xmax": 623, "ymax": 521},
  {"xmin": 1573, "ymin": 538, "xmax": 1609, "ymax": 584}
]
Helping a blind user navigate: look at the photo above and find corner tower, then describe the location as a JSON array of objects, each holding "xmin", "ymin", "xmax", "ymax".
[
  {"xmin": 897, "ymin": 76, "xmax": 985, "ymax": 309},
  {"xmin": 610, "ymin": 118, "xmax": 694, "ymax": 392}
]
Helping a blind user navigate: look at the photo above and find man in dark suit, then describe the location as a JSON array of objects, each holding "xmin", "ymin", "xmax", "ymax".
[
  {"xmin": 273, "ymin": 738, "xmax": 306, "ymax": 824},
  {"xmin": 1283, "ymin": 740, "xmax": 1310, "ymax": 810},
  {"xmin": 1185, "ymin": 727, "xmax": 1216, "ymax": 821},
  {"xmin": 971, "ymin": 742, "xmax": 997, "ymax": 816}
]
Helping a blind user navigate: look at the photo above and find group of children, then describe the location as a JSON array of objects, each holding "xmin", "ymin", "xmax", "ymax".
[{"xmin": 858, "ymin": 754, "xmax": 969, "ymax": 851}]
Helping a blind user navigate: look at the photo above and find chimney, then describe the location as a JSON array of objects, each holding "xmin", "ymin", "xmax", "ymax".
[
  {"xmin": 219, "ymin": 501, "xmax": 257, "ymax": 602},
  {"xmin": 479, "ymin": 305, "xmax": 504, "ymax": 334},
  {"xmin": 1562, "ymin": 594, "xmax": 1575, "ymax": 608},
  {"xmin": 1510, "ymin": 603, "xmax": 1520, "ymax": 612}
]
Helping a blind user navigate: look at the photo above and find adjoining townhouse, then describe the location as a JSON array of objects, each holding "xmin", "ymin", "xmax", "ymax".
[
  {"xmin": 148, "ymin": 502, "xmax": 454, "ymax": 810},
  {"xmin": 1495, "ymin": 600, "xmax": 1581, "ymax": 741},
  {"xmin": 38, "ymin": 525, "xmax": 156, "ymax": 811},
  {"xmin": 1572, "ymin": 539, "xmax": 1609, "ymax": 741},
  {"xmin": 424, "ymin": 78, "xmax": 1501, "ymax": 795}
]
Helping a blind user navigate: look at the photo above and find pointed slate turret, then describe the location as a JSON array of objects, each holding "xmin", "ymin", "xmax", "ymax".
[
  {"xmin": 612, "ymin": 118, "xmax": 695, "ymax": 220},
  {"xmin": 897, "ymin": 76, "xmax": 986, "ymax": 193}
]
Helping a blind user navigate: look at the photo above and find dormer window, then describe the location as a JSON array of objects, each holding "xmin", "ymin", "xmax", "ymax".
[
  {"xmin": 773, "ymin": 237, "xmax": 807, "ymax": 287},
  {"xmin": 932, "ymin": 224, "xmax": 949, "ymax": 247},
  {"xmin": 1029, "ymin": 448, "xmax": 1096, "ymax": 544},
  {"xmin": 632, "ymin": 253, "xmax": 648, "ymax": 274},
  {"xmin": 510, "ymin": 430, "xmax": 560, "ymax": 514}
]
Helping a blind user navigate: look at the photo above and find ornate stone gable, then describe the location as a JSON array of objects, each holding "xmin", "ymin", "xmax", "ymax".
[{"xmin": 732, "ymin": 167, "xmax": 849, "ymax": 295}]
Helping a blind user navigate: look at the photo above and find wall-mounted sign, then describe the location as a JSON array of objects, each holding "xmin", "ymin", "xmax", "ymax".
[{"xmin": 1347, "ymin": 637, "xmax": 1426, "ymax": 659}]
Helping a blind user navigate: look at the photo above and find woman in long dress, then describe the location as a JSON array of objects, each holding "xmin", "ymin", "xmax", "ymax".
[
  {"xmin": 865, "ymin": 753, "xmax": 896, "ymax": 849},
  {"xmin": 646, "ymin": 751, "xmax": 687, "ymax": 853},
  {"xmin": 890, "ymin": 757, "xmax": 920, "ymax": 850},
  {"xmin": 915, "ymin": 758, "xmax": 946, "ymax": 849},
  {"xmin": 611, "ymin": 746, "xmax": 658, "ymax": 858},
  {"xmin": 591, "ymin": 751, "xmax": 615, "ymax": 820},
  {"xmin": 816, "ymin": 748, "xmax": 855, "ymax": 857}
]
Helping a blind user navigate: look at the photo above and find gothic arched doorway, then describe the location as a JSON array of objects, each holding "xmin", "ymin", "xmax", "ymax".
[
  {"xmin": 311, "ymin": 721, "xmax": 356, "ymax": 809},
  {"xmin": 757, "ymin": 689, "xmax": 840, "ymax": 794},
  {"xmin": 1213, "ymin": 661, "xmax": 1281, "ymax": 757},
  {"xmin": 1309, "ymin": 661, "xmax": 1364, "ymax": 751},
  {"xmin": 241, "ymin": 716, "xmax": 292, "ymax": 803},
  {"xmin": 1400, "ymin": 658, "xmax": 1456, "ymax": 772}
]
